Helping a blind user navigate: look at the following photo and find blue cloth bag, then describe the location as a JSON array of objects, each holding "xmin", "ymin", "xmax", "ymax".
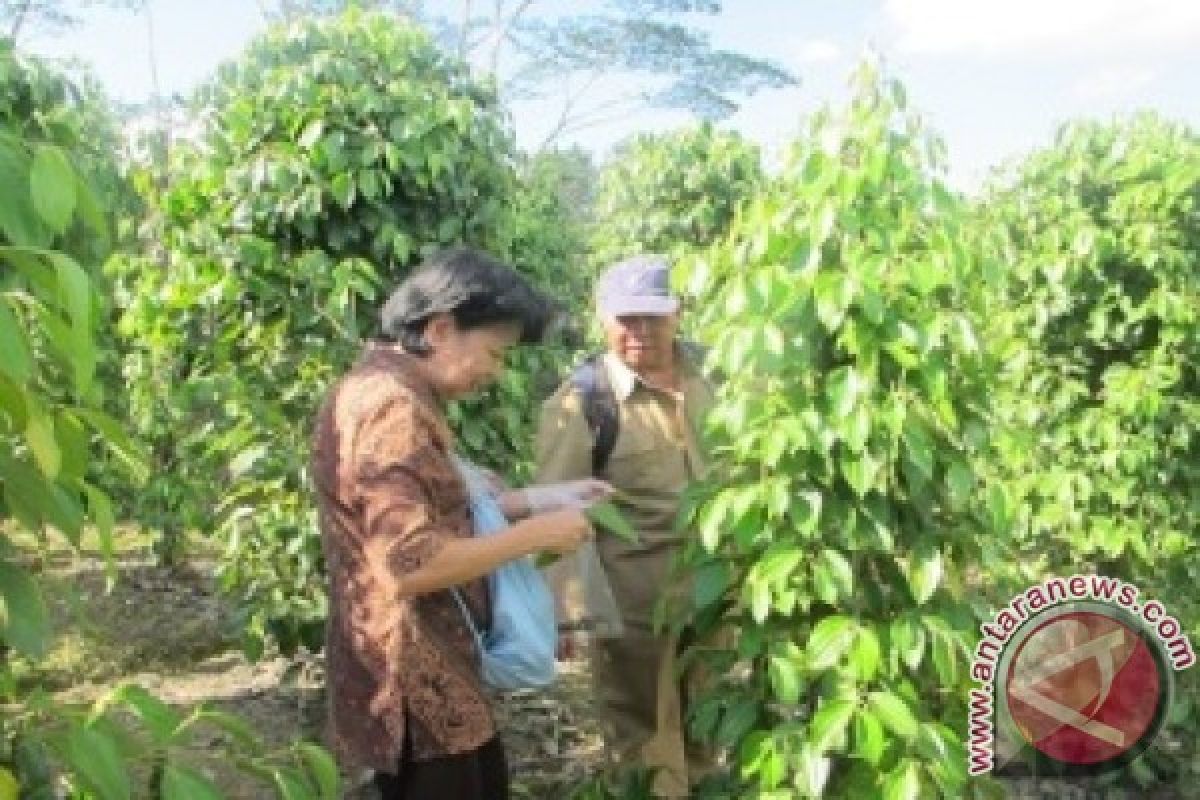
[{"xmin": 450, "ymin": 458, "xmax": 558, "ymax": 690}]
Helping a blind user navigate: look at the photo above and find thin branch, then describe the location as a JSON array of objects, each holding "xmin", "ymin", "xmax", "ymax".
[
  {"xmin": 536, "ymin": 69, "xmax": 605, "ymax": 151},
  {"xmin": 561, "ymin": 95, "xmax": 644, "ymax": 133},
  {"xmin": 144, "ymin": 0, "xmax": 172, "ymax": 187},
  {"xmin": 488, "ymin": 0, "xmax": 534, "ymax": 74},
  {"xmin": 458, "ymin": 0, "xmax": 472, "ymax": 58},
  {"xmin": 9, "ymin": 0, "xmax": 33, "ymax": 42}
]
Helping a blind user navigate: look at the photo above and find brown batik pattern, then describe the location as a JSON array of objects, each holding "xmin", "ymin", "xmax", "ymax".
[{"xmin": 311, "ymin": 343, "xmax": 493, "ymax": 772}]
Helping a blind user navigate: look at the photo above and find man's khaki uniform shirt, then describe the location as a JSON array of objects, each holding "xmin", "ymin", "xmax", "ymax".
[{"xmin": 535, "ymin": 349, "xmax": 715, "ymax": 627}]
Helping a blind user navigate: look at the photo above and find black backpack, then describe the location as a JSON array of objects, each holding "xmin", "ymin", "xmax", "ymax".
[{"xmin": 570, "ymin": 353, "xmax": 619, "ymax": 477}]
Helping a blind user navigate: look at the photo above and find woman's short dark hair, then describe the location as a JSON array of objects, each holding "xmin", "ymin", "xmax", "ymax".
[{"xmin": 379, "ymin": 247, "xmax": 554, "ymax": 356}]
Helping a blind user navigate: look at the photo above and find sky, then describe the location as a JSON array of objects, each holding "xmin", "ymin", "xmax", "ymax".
[{"xmin": 22, "ymin": 0, "xmax": 1200, "ymax": 191}]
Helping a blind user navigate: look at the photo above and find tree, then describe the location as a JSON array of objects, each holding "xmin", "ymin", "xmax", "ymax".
[
  {"xmin": 1, "ymin": 0, "xmax": 142, "ymax": 44},
  {"xmin": 496, "ymin": 1, "xmax": 795, "ymax": 147},
  {"xmin": 254, "ymin": 0, "xmax": 797, "ymax": 149}
]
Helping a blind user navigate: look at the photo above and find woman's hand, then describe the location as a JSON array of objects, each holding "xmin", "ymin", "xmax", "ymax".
[
  {"xmin": 522, "ymin": 479, "xmax": 615, "ymax": 513},
  {"xmin": 527, "ymin": 508, "xmax": 594, "ymax": 555}
]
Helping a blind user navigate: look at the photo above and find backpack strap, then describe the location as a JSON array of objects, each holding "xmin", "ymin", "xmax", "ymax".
[{"xmin": 570, "ymin": 354, "xmax": 619, "ymax": 477}]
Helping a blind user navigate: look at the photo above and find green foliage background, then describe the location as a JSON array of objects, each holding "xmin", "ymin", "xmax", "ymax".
[
  {"xmin": 109, "ymin": 10, "xmax": 584, "ymax": 655},
  {"xmin": 590, "ymin": 122, "xmax": 763, "ymax": 265}
]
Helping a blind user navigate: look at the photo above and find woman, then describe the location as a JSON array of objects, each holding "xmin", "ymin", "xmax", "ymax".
[{"xmin": 311, "ymin": 247, "xmax": 605, "ymax": 799}]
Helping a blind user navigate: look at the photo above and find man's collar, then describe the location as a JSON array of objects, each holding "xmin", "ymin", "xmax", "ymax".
[
  {"xmin": 602, "ymin": 341, "xmax": 701, "ymax": 400},
  {"xmin": 602, "ymin": 351, "xmax": 639, "ymax": 400}
]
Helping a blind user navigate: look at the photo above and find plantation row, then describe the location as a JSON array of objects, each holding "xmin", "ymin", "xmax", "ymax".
[{"xmin": 2, "ymin": 9, "xmax": 1196, "ymax": 799}]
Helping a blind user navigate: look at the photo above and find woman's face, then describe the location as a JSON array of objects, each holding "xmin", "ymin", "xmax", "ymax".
[{"xmin": 422, "ymin": 314, "xmax": 522, "ymax": 399}]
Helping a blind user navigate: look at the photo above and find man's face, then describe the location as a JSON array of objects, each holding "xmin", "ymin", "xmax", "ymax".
[{"xmin": 602, "ymin": 312, "xmax": 680, "ymax": 372}]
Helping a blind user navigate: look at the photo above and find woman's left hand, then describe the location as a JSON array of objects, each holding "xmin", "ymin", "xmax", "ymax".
[{"xmin": 522, "ymin": 479, "xmax": 615, "ymax": 513}]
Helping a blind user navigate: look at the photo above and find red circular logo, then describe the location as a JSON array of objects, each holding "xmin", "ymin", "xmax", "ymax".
[{"xmin": 1004, "ymin": 610, "xmax": 1165, "ymax": 768}]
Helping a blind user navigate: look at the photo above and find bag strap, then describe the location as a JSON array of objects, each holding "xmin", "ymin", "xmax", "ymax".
[
  {"xmin": 449, "ymin": 587, "xmax": 486, "ymax": 650},
  {"xmin": 570, "ymin": 353, "xmax": 619, "ymax": 477}
]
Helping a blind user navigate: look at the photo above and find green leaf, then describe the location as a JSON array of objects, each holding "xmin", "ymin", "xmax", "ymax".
[
  {"xmin": 890, "ymin": 616, "xmax": 926, "ymax": 671},
  {"xmin": 0, "ymin": 561, "xmax": 50, "ymax": 658},
  {"xmin": 849, "ymin": 626, "xmax": 882, "ymax": 681},
  {"xmin": 62, "ymin": 725, "xmax": 130, "ymax": 800},
  {"xmin": 805, "ymin": 615, "xmax": 857, "ymax": 671},
  {"xmin": 30, "ymin": 145, "xmax": 77, "ymax": 234},
  {"xmin": 903, "ymin": 544, "xmax": 943, "ymax": 605},
  {"xmin": 813, "ymin": 548, "xmax": 853, "ymax": 605},
  {"xmin": 794, "ymin": 744, "xmax": 831, "ymax": 797},
  {"xmin": 161, "ymin": 763, "xmax": 223, "ymax": 800},
  {"xmin": 272, "ymin": 767, "xmax": 312, "ymax": 800},
  {"xmin": 945, "ymin": 460, "xmax": 973, "ymax": 506},
  {"xmin": 815, "ymin": 271, "xmax": 854, "ymax": 331},
  {"xmin": 827, "ymin": 366, "xmax": 865, "ymax": 418},
  {"xmin": 808, "ymin": 699, "xmax": 855, "ymax": 754},
  {"xmin": 298, "ymin": 119, "xmax": 325, "ymax": 149},
  {"xmin": 902, "ymin": 418, "xmax": 934, "ymax": 481},
  {"xmin": 853, "ymin": 709, "xmax": 885, "ymax": 765},
  {"xmin": 297, "ymin": 743, "xmax": 339, "ymax": 799},
  {"xmin": 717, "ymin": 698, "xmax": 759, "ymax": 747},
  {"xmin": 24, "ymin": 396, "xmax": 61, "ymax": 479},
  {"xmin": 331, "ymin": 173, "xmax": 355, "ymax": 210},
  {"xmin": 693, "ymin": 561, "xmax": 730, "ymax": 609},
  {"xmin": 52, "ymin": 252, "xmax": 95, "ymax": 394},
  {"xmin": 768, "ymin": 655, "xmax": 801, "ymax": 705},
  {"xmin": 82, "ymin": 483, "xmax": 118, "ymax": 586},
  {"xmin": 0, "ymin": 133, "xmax": 43, "ymax": 246},
  {"xmin": 106, "ymin": 684, "xmax": 182, "ymax": 744},
  {"xmin": 585, "ymin": 501, "xmax": 638, "ymax": 543},
  {"xmin": 930, "ymin": 629, "xmax": 959, "ymax": 685},
  {"xmin": 882, "ymin": 760, "xmax": 920, "ymax": 800},
  {"xmin": 71, "ymin": 408, "xmax": 150, "ymax": 484},
  {"xmin": 867, "ymin": 691, "xmax": 918, "ymax": 740},
  {"xmin": 0, "ymin": 300, "xmax": 32, "ymax": 383},
  {"xmin": 0, "ymin": 767, "xmax": 18, "ymax": 800}
]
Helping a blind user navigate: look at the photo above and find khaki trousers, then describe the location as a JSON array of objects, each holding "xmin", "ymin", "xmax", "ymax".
[{"xmin": 590, "ymin": 626, "xmax": 714, "ymax": 798}]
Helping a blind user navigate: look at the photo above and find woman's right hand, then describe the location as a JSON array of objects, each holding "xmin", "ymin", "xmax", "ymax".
[{"xmin": 529, "ymin": 508, "xmax": 593, "ymax": 555}]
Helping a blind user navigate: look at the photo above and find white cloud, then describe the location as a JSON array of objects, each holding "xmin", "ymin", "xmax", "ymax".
[
  {"xmin": 885, "ymin": 0, "xmax": 1200, "ymax": 56},
  {"xmin": 795, "ymin": 39, "xmax": 843, "ymax": 64},
  {"xmin": 1072, "ymin": 66, "xmax": 1158, "ymax": 100}
]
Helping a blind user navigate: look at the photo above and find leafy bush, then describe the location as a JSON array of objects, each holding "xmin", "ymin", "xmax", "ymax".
[
  {"xmin": 981, "ymin": 113, "xmax": 1200, "ymax": 789},
  {"xmin": 671, "ymin": 64, "xmax": 1008, "ymax": 799}
]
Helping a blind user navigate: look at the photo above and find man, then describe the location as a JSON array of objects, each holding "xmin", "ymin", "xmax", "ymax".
[{"xmin": 535, "ymin": 254, "xmax": 716, "ymax": 797}]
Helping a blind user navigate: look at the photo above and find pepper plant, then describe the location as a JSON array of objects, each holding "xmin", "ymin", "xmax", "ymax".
[{"xmin": 672, "ymin": 63, "xmax": 1010, "ymax": 799}]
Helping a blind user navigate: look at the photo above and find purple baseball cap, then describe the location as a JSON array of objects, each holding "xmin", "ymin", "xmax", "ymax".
[{"xmin": 595, "ymin": 254, "xmax": 680, "ymax": 317}]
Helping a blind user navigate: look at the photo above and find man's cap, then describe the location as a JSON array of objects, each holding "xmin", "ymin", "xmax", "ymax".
[{"xmin": 595, "ymin": 254, "xmax": 679, "ymax": 317}]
